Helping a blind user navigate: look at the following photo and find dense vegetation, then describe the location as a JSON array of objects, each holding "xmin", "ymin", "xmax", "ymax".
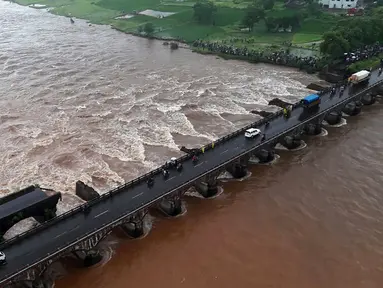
[{"xmin": 320, "ymin": 11, "xmax": 383, "ymax": 58}]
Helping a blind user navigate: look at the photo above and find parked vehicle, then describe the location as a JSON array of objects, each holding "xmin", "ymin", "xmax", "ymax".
[
  {"xmin": 349, "ymin": 70, "xmax": 371, "ymax": 85},
  {"xmin": 245, "ymin": 128, "xmax": 261, "ymax": 138},
  {"xmin": 0, "ymin": 252, "xmax": 6, "ymax": 266},
  {"xmin": 301, "ymin": 94, "xmax": 321, "ymax": 110}
]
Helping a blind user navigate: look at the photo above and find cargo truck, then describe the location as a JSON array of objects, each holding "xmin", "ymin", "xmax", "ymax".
[
  {"xmin": 301, "ymin": 94, "xmax": 321, "ymax": 109},
  {"xmin": 349, "ymin": 70, "xmax": 371, "ymax": 85}
]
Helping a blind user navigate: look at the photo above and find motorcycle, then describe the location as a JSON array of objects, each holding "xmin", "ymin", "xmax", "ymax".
[
  {"xmin": 163, "ymin": 169, "xmax": 169, "ymax": 179},
  {"xmin": 176, "ymin": 163, "xmax": 183, "ymax": 172}
]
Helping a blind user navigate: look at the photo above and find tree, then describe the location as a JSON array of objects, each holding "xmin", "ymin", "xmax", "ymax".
[
  {"xmin": 265, "ymin": 16, "xmax": 277, "ymax": 32},
  {"xmin": 307, "ymin": 2, "xmax": 321, "ymax": 16},
  {"xmin": 241, "ymin": 6, "xmax": 265, "ymax": 31},
  {"xmin": 263, "ymin": 0, "xmax": 274, "ymax": 10},
  {"xmin": 143, "ymin": 23, "xmax": 155, "ymax": 35},
  {"xmin": 320, "ymin": 32, "xmax": 350, "ymax": 58},
  {"xmin": 193, "ymin": 1, "xmax": 217, "ymax": 24}
]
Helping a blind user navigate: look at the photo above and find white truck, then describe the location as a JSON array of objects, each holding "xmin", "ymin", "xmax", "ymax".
[{"xmin": 349, "ymin": 70, "xmax": 371, "ymax": 85}]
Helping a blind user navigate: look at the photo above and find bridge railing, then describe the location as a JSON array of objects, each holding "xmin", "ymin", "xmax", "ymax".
[{"xmin": 2, "ymin": 75, "xmax": 382, "ymax": 250}]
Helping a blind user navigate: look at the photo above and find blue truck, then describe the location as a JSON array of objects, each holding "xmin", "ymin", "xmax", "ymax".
[{"xmin": 301, "ymin": 94, "xmax": 321, "ymax": 109}]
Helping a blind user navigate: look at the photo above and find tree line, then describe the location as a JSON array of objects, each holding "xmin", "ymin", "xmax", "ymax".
[{"xmin": 320, "ymin": 15, "xmax": 383, "ymax": 59}]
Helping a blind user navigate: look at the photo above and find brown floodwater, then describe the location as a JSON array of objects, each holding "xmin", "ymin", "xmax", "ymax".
[
  {"xmin": 56, "ymin": 106, "xmax": 383, "ymax": 288},
  {"xmin": 1, "ymin": 2, "xmax": 383, "ymax": 288}
]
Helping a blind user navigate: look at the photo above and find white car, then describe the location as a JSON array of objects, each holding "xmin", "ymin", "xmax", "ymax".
[
  {"xmin": 0, "ymin": 251, "xmax": 6, "ymax": 265},
  {"xmin": 245, "ymin": 128, "xmax": 261, "ymax": 138}
]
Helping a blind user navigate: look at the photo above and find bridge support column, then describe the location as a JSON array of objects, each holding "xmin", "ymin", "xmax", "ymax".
[
  {"xmin": 120, "ymin": 210, "xmax": 147, "ymax": 238},
  {"xmin": 194, "ymin": 178, "xmax": 219, "ymax": 198},
  {"xmin": 304, "ymin": 123, "xmax": 322, "ymax": 136},
  {"xmin": 324, "ymin": 111, "xmax": 342, "ymax": 125},
  {"xmin": 342, "ymin": 101, "xmax": 363, "ymax": 116},
  {"xmin": 157, "ymin": 192, "xmax": 183, "ymax": 217},
  {"xmin": 361, "ymin": 93, "xmax": 376, "ymax": 106},
  {"xmin": 34, "ymin": 207, "xmax": 57, "ymax": 223},
  {"xmin": 279, "ymin": 134, "xmax": 302, "ymax": 150},
  {"xmin": 18, "ymin": 279, "xmax": 45, "ymax": 288},
  {"xmin": 73, "ymin": 249, "xmax": 103, "ymax": 267},
  {"xmin": 253, "ymin": 149, "xmax": 275, "ymax": 164},
  {"xmin": 226, "ymin": 163, "xmax": 248, "ymax": 179}
]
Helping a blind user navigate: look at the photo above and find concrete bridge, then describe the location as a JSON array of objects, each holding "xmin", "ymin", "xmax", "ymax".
[{"xmin": 1, "ymin": 69, "xmax": 383, "ymax": 287}]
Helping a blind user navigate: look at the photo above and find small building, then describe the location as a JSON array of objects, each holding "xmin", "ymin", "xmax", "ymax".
[{"xmin": 318, "ymin": 0, "xmax": 358, "ymax": 9}]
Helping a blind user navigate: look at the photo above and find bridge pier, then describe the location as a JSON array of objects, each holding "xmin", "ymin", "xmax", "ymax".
[
  {"xmin": 361, "ymin": 93, "xmax": 376, "ymax": 105},
  {"xmin": 324, "ymin": 111, "xmax": 342, "ymax": 125},
  {"xmin": 73, "ymin": 249, "xmax": 103, "ymax": 267},
  {"xmin": 253, "ymin": 149, "xmax": 275, "ymax": 164},
  {"xmin": 226, "ymin": 163, "xmax": 248, "ymax": 179},
  {"xmin": 120, "ymin": 210, "xmax": 147, "ymax": 238},
  {"xmin": 157, "ymin": 193, "xmax": 184, "ymax": 217},
  {"xmin": 303, "ymin": 123, "xmax": 322, "ymax": 136},
  {"xmin": 20, "ymin": 279, "xmax": 46, "ymax": 288},
  {"xmin": 33, "ymin": 207, "xmax": 57, "ymax": 223},
  {"xmin": 342, "ymin": 101, "xmax": 363, "ymax": 116},
  {"xmin": 194, "ymin": 178, "xmax": 219, "ymax": 198},
  {"xmin": 121, "ymin": 221, "xmax": 144, "ymax": 238},
  {"xmin": 279, "ymin": 134, "xmax": 302, "ymax": 150}
]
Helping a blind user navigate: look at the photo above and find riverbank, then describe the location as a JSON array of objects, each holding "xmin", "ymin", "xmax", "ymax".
[
  {"xmin": 12, "ymin": 0, "xmax": 378, "ymax": 77},
  {"xmin": 13, "ymin": 0, "xmax": 328, "ymax": 50}
]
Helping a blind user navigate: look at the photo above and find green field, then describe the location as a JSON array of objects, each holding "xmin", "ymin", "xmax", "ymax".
[{"xmin": 16, "ymin": 0, "xmax": 335, "ymax": 50}]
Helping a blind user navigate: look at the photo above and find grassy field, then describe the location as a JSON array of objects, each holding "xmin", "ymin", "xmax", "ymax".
[{"xmin": 16, "ymin": 0, "xmax": 335, "ymax": 51}]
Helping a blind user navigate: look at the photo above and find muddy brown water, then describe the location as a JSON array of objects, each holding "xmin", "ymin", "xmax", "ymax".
[{"xmin": 1, "ymin": 2, "xmax": 383, "ymax": 288}]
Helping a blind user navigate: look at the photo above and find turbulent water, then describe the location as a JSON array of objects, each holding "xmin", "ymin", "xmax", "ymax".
[
  {"xmin": 3, "ymin": 2, "xmax": 383, "ymax": 288},
  {"xmin": 0, "ymin": 2, "xmax": 315, "ymax": 196}
]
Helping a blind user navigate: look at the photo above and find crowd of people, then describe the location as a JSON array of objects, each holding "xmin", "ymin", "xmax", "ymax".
[
  {"xmin": 192, "ymin": 40, "xmax": 383, "ymax": 74},
  {"xmin": 192, "ymin": 40, "xmax": 318, "ymax": 72},
  {"xmin": 343, "ymin": 43, "xmax": 383, "ymax": 64}
]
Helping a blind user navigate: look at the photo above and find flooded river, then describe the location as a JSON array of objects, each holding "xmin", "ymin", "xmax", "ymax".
[{"xmin": 1, "ymin": 1, "xmax": 383, "ymax": 288}]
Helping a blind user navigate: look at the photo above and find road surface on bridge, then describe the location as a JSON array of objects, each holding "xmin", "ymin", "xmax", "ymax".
[{"xmin": 0, "ymin": 69, "xmax": 382, "ymax": 284}]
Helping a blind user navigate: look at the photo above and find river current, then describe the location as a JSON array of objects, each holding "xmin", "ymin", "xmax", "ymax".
[{"xmin": 1, "ymin": 2, "xmax": 383, "ymax": 288}]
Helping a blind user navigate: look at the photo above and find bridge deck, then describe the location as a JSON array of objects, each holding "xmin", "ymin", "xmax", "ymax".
[
  {"xmin": 0, "ymin": 69, "xmax": 382, "ymax": 283},
  {"xmin": 0, "ymin": 188, "xmax": 48, "ymax": 220}
]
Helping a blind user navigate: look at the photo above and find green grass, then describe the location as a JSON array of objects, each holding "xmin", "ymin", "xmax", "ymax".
[
  {"xmin": 96, "ymin": 0, "xmax": 162, "ymax": 12},
  {"xmin": 299, "ymin": 18, "xmax": 336, "ymax": 34},
  {"xmin": 292, "ymin": 33, "xmax": 322, "ymax": 44},
  {"xmin": 51, "ymin": 0, "xmax": 119, "ymax": 24},
  {"xmin": 15, "ymin": 0, "xmax": 75, "ymax": 7},
  {"xmin": 157, "ymin": 24, "xmax": 225, "ymax": 42}
]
